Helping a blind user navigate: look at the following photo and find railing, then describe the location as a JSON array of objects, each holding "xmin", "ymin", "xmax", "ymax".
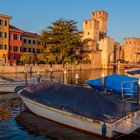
[{"xmin": 121, "ymin": 80, "xmax": 138, "ymax": 101}]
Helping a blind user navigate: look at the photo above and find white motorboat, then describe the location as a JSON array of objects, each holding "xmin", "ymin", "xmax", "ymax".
[
  {"xmin": 0, "ymin": 76, "xmax": 31, "ymax": 93},
  {"xmin": 18, "ymin": 81, "xmax": 140, "ymax": 138}
]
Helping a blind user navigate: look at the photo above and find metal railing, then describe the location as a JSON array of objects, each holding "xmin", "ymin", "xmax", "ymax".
[{"xmin": 121, "ymin": 80, "xmax": 138, "ymax": 101}]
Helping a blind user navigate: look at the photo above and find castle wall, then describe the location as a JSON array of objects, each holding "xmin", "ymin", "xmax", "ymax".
[
  {"xmin": 124, "ymin": 38, "xmax": 140, "ymax": 62},
  {"xmin": 98, "ymin": 37, "xmax": 114, "ymax": 68}
]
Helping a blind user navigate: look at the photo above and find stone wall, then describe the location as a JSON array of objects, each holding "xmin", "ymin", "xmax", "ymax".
[
  {"xmin": 124, "ymin": 38, "xmax": 140, "ymax": 62},
  {"xmin": 0, "ymin": 63, "xmax": 101, "ymax": 73}
]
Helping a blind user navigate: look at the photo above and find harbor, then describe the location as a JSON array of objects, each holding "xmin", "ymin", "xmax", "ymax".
[{"xmin": 1, "ymin": 69, "xmax": 140, "ymax": 140}]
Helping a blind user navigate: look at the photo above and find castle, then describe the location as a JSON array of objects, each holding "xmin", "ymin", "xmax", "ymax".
[
  {"xmin": 82, "ymin": 10, "xmax": 122, "ymax": 69},
  {"xmin": 124, "ymin": 38, "xmax": 140, "ymax": 63}
]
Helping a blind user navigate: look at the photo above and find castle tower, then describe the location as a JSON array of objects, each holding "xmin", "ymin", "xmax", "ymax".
[
  {"xmin": 83, "ymin": 19, "xmax": 99, "ymax": 41},
  {"xmin": 124, "ymin": 38, "xmax": 140, "ymax": 62},
  {"xmin": 92, "ymin": 10, "xmax": 108, "ymax": 34},
  {"xmin": 82, "ymin": 10, "xmax": 108, "ymax": 42}
]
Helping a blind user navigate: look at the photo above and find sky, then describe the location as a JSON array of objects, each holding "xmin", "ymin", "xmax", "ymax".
[{"xmin": 0, "ymin": 0, "xmax": 140, "ymax": 44}]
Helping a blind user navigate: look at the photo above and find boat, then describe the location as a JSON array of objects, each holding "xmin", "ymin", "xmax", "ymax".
[
  {"xmin": 86, "ymin": 74, "xmax": 139, "ymax": 101},
  {"xmin": 125, "ymin": 67, "xmax": 140, "ymax": 78},
  {"xmin": 0, "ymin": 76, "xmax": 32, "ymax": 93},
  {"xmin": 18, "ymin": 80, "xmax": 140, "ymax": 138}
]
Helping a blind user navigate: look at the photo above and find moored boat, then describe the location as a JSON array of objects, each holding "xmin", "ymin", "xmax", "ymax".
[
  {"xmin": 18, "ymin": 81, "xmax": 140, "ymax": 138},
  {"xmin": 86, "ymin": 74, "xmax": 139, "ymax": 101},
  {"xmin": 0, "ymin": 76, "xmax": 32, "ymax": 93}
]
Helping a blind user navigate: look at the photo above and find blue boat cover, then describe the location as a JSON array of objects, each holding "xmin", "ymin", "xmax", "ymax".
[
  {"xmin": 20, "ymin": 80, "xmax": 139, "ymax": 123},
  {"xmin": 86, "ymin": 74, "xmax": 139, "ymax": 95}
]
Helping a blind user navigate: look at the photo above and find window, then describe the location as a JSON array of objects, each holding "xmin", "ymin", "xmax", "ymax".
[
  {"xmin": 32, "ymin": 48, "xmax": 35, "ymax": 53},
  {"xmin": 33, "ymin": 40, "xmax": 36, "ymax": 44},
  {"xmin": 4, "ymin": 45, "xmax": 7, "ymax": 50},
  {"xmin": 0, "ymin": 19, "xmax": 4, "ymax": 25},
  {"xmin": 10, "ymin": 34, "xmax": 13, "ymax": 40},
  {"xmin": 13, "ymin": 46, "xmax": 18, "ymax": 52},
  {"xmin": 0, "ymin": 31, "xmax": 3, "ymax": 38},
  {"xmin": 0, "ymin": 44, "xmax": 3, "ymax": 49},
  {"xmin": 23, "ymin": 48, "xmax": 26, "ymax": 52},
  {"xmin": 13, "ymin": 34, "xmax": 19, "ymax": 40},
  {"xmin": 29, "ymin": 48, "xmax": 31, "ymax": 52},
  {"xmin": 28, "ymin": 40, "xmax": 31, "ymax": 44},
  {"xmin": 9, "ymin": 46, "xmax": 12, "ymax": 51},
  {"xmin": 5, "ymin": 21, "xmax": 7, "ymax": 26},
  {"xmin": 4, "ymin": 32, "xmax": 7, "ymax": 38},
  {"xmin": 23, "ymin": 39, "xmax": 26, "ymax": 43}
]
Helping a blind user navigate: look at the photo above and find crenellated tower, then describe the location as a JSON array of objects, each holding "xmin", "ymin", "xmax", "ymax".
[
  {"xmin": 92, "ymin": 10, "xmax": 108, "ymax": 34},
  {"xmin": 83, "ymin": 10, "xmax": 108, "ymax": 42}
]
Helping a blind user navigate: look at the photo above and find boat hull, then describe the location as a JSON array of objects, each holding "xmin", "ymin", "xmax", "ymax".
[
  {"xmin": 20, "ymin": 96, "xmax": 118, "ymax": 138},
  {"xmin": 0, "ymin": 83, "xmax": 22, "ymax": 93}
]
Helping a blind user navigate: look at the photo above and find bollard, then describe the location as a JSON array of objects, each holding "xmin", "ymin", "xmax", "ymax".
[
  {"xmin": 50, "ymin": 68, "xmax": 53, "ymax": 81},
  {"xmin": 75, "ymin": 73, "xmax": 79, "ymax": 85},
  {"xmin": 101, "ymin": 72, "xmax": 105, "ymax": 91},
  {"xmin": 63, "ymin": 70, "xmax": 67, "ymax": 84},
  {"xmin": 36, "ymin": 66, "xmax": 41, "ymax": 83},
  {"xmin": 24, "ymin": 67, "xmax": 27, "ymax": 86}
]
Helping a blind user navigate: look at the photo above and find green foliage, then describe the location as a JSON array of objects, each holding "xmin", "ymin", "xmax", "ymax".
[
  {"xmin": 36, "ymin": 54, "xmax": 46, "ymax": 64},
  {"xmin": 40, "ymin": 19, "xmax": 82, "ymax": 64},
  {"xmin": 20, "ymin": 54, "xmax": 31, "ymax": 64}
]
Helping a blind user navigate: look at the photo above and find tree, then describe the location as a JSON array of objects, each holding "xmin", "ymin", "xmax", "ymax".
[
  {"xmin": 20, "ymin": 54, "xmax": 31, "ymax": 65},
  {"xmin": 40, "ymin": 19, "xmax": 83, "ymax": 64},
  {"xmin": 36, "ymin": 54, "xmax": 46, "ymax": 64}
]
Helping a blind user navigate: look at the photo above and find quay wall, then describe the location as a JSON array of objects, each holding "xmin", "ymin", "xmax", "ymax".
[{"xmin": 0, "ymin": 64, "xmax": 102, "ymax": 73}]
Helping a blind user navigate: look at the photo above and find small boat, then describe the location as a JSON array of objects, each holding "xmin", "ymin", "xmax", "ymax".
[
  {"xmin": 0, "ymin": 76, "xmax": 30, "ymax": 93},
  {"xmin": 18, "ymin": 81, "xmax": 140, "ymax": 138},
  {"xmin": 86, "ymin": 74, "xmax": 139, "ymax": 101},
  {"xmin": 125, "ymin": 68, "xmax": 140, "ymax": 78}
]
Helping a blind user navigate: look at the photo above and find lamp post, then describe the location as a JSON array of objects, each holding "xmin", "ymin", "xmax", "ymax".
[{"xmin": 138, "ymin": 79, "xmax": 140, "ymax": 104}]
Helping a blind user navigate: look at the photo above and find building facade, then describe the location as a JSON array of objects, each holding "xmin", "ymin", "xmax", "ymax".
[
  {"xmin": 124, "ymin": 38, "xmax": 140, "ymax": 63},
  {"xmin": 22, "ymin": 31, "xmax": 43, "ymax": 61},
  {"xmin": 0, "ymin": 14, "xmax": 12, "ymax": 64},
  {"xmin": 82, "ymin": 10, "xmax": 122, "ymax": 69},
  {"xmin": 9, "ymin": 25, "xmax": 23, "ymax": 64},
  {"xmin": 98, "ymin": 37, "xmax": 114, "ymax": 68}
]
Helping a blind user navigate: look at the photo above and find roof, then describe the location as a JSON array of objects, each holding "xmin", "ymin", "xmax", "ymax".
[
  {"xmin": 22, "ymin": 31, "xmax": 40, "ymax": 38},
  {"xmin": 0, "ymin": 13, "xmax": 12, "ymax": 19},
  {"xmin": 9, "ymin": 25, "xmax": 23, "ymax": 32}
]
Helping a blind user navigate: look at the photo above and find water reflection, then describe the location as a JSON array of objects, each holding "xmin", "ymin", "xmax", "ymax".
[
  {"xmin": 16, "ymin": 109, "xmax": 102, "ymax": 140},
  {"xmin": 1, "ymin": 70, "xmax": 140, "ymax": 140}
]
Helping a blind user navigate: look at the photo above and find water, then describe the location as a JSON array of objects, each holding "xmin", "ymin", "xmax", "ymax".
[{"xmin": 0, "ymin": 69, "xmax": 140, "ymax": 140}]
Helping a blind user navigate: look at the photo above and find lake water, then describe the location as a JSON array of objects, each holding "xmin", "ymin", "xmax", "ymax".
[{"xmin": 0, "ymin": 69, "xmax": 140, "ymax": 140}]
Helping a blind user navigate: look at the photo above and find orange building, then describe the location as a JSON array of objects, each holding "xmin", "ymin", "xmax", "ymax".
[
  {"xmin": 0, "ymin": 14, "xmax": 12, "ymax": 64},
  {"xmin": 9, "ymin": 25, "xmax": 23, "ymax": 64}
]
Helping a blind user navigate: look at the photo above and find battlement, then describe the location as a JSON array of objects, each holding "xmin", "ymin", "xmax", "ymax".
[
  {"xmin": 92, "ymin": 10, "xmax": 108, "ymax": 21},
  {"xmin": 83, "ymin": 19, "xmax": 99, "ymax": 29},
  {"xmin": 124, "ymin": 38, "xmax": 140, "ymax": 45}
]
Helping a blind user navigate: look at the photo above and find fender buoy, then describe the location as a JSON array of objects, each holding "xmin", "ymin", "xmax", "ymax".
[{"xmin": 102, "ymin": 122, "xmax": 106, "ymax": 138}]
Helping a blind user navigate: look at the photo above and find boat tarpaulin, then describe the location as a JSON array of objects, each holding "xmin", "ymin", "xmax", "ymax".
[
  {"xmin": 20, "ymin": 80, "xmax": 139, "ymax": 123},
  {"xmin": 86, "ymin": 74, "xmax": 139, "ymax": 95}
]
